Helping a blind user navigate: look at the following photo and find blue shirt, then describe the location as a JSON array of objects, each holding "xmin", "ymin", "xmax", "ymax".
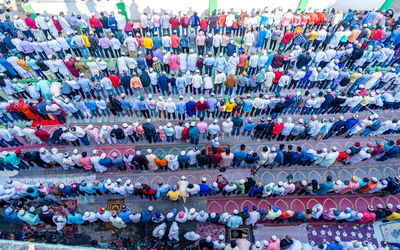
[
  {"xmin": 158, "ymin": 75, "xmax": 169, "ymax": 90},
  {"xmin": 243, "ymin": 99, "xmax": 252, "ymax": 112},
  {"xmin": 118, "ymin": 210, "xmax": 133, "ymax": 223},
  {"xmin": 176, "ymin": 101, "xmax": 186, "ymax": 114},
  {"xmin": 78, "ymin": 78, "xmax": 91, "ymax": 92},
  {"xmin": 95, "ymin": 179, "xmax": 108, "ymax": 193},
  {"xmin": 326, "ymin": 242, "xmax": 344, "ymax": 250},
  {"xmin": 244, "ymin": 122, "xmax": 256, "ymax": 131},
  {"xmin": 207, "ymin": 98, "xmax": 217, "ymax": 112},
  {"xmin": 79, "ymin": 183, "xmax": 97, "ymax": 194},
  {"xmin": 67, "ymin": 213, "xmax": 84, "ymax": 224},
  {"xmin": 156, "ymin": 184, "xmax": 171, "ymax": 198},
  {"xmin": 153, "ymin": 37, "xmax": 162, "ymax": 48},
  {"xmin": 84, "ymin": 100, "xmax": 97, "ymax": 110},
  {"xmin": 233, "ymin": 151, "xmax": 247, "ymax": 164},
  {"xmin": 185, "ymin": 101, "xmax": 196, "ymax": 116},
  {"xmin": 137, "ymin": 100, "xmax": 149, "ymax": 110},
  {"xmin": 232, "ymin": 117, "xmax": 243, "ymax": 128}
]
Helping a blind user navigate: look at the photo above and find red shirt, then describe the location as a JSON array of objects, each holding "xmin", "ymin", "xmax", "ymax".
[
  {"xmin": 35, "ymin": 130, "xmax": 50, "ymax": 142},
  {"xmin": 182, "ymin": 128, "xmax": 190, "ymax": 140},
  {"xmin": 169, "ymin": 18, "xmax": 180, "ymax": 29},
  {"xmin": 209, "ymin": 152, "xmax": 222, "ymax": 165},
  {"xmin": 336, "ymin": 152, "xmax": 349, "ymax": 162},
  {"xmin": 195, "ymin": 101, "xmax": 210, "ymax": 111},
  {"xmin": 171, "ymin": 35, "xmax": 180, "ymax": 48},
  {"xmin": 109, "ymin": 75, "xmax": 120, "ymax": 87},
  {"xmin": 272, "ymin": 123, "xmax": 284, "ymax": 135},
  {"xmin": 308, "ymin": 13, "xmax": 317, "ymax": 25},
  {"xmin": 315, "ymin": 12, "xmax": 326, "ymax": 25},
  {"xmin": 218, "ymin": 15, "xmax": 227, "ymax": 26},
  {"xmin": 374, "ymin": 29, "xmax": 384, "ymax": 41},
  {"xmin": 89, "ymin": 17, "xmax": 103, "ymax": 28},
  {"xmin": 281, "ymin": 32, "xmax": 293, "ymax": 44},
  {"xmin": 273, "ymin": 71, "xmax": 283, "ymax": 83},
  {"xmin": 180, "ymin": 17, "xmax": 189, "ymax": 28},
  {"xmin": 279, "ymin": 210, "xmax": 292, "ymax": 220},
  {"xmin": 200, "ymin": 19, "xmax": 208, "ymax": 30}
]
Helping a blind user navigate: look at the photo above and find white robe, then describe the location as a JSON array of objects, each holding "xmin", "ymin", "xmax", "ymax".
[
  {"xmin": 319, "ymin": 152, "xmax": 339, "ymax": 167},
  {"xmin": 178, "ymin": 53, "xmax": 188, "ymax": 72},
  {"xmin": 153, "ymin": 222, "xmax": 167, "ymax": 238},
  {"xmin": 166, "ymin": 155, "xmax": 179, "ymax": 171},
  {"xmin": 187, "ymin": 54, "xmax": 197, "ymax": 72},
  {"xmin": 168, "ymin": 221, "xmax": 180, "ymax": 241},
  {"xmin": 110, "ymin": 216, "xmax": 126, "ymax": 229},
  {"xmin": 96, "ymin": 211, "xmax": 112, "ymax": 222},
  {"xmin": 116, "ymin": 14, "xmax": 127, "ymax": 31},
  {"xmin": 90, "ymin": 156, "xmax": 107, "ymax": 173},
  {"xmin": 184, "ymin": 231, "xmax": 200, "ymax": 241},
  {"xmin": 58, "ymin": 16, "xmax": 73, "ymax": 34},
  {"xmin": 227, "ymin": 56, "xmax": 239, "ymax": 75},
  {"xmin": 245, "ymin": 211, "xmax": 260, "ymax": 226}
]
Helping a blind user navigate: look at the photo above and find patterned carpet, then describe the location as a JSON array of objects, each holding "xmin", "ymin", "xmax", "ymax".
[
  {"xmin": 207, "ymin": 194, "xmax": 400, "ymax": 214},
  {"xmin": 21, "ymin": 200, "xmax": 77, "ymax": 233},
  {"xmin": 307, "ymin": 224, "xmax": 377, "ymax": 246}
]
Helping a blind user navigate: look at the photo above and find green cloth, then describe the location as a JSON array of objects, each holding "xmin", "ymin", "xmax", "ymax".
[{"xmin": 116, "ymin": 3, "xmax": 129, "ymax": 22}]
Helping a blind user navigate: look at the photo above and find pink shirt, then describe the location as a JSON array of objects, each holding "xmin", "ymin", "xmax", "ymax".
[
  {"xmin": 136, "ymin": 125, "xmax": 144, "ymax": 135},
  {"xmin": 281, "ymin": 12, "xmax": 294, "ymax": 26},
  {"xmin": 158, "ymin": 129, "xmax": 166, "ymax": 139},
  {"xmin": 339, "ymin": 181, "xmax": 359, "ymax": 194},
  {"xmin": 153, "ymin": 15, "xmax": 161, "ymax": 27},
  {"xmin": 238, "ymin": 54, "xmax": 248, "ymax": 67},
  {"xmin": 85, "ymin": 127, "xmax": 101, "ymax": 140},
  {"xmin": 197, "ymin": 122, "xmax": 208, "ymax": 133},
  {"xmin": 196, "ymin": 34, "xmax": 206, "ymax": 46},
  {"xmin": 79, "ymin": 157, "xmax": 93, "ymax": 170},
  {"xmin": 169, "ymin": 54, "xmax": 180, "ymax": 71},
  {"xmin": 267, "ymin": 239, "xmax": 281, "ymax": 250},
  {"xmin": 25, "ymin": 17, "xmax": 38, "ymax": 29},
  {"xmin": 220, "ymin": 152, "xmax": 233, "ymax": 167}
]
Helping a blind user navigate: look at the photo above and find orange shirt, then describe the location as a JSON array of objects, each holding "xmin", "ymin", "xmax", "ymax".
[
  {"xmin": 347, "ymin": 29, "xmax": 361, "ymax": 43},
  {"xmin": 156, "ymin": 158, "xmax": 167, "ymax": 167}
]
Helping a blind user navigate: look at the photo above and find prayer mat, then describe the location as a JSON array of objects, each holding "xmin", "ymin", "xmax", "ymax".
[
  {"xmin": 227, "ymin": 225, "xmax": 253, "ymax": 243},
  {"xmin": 373, "ymin": 221, "xmax": 400, "ymax": 243},
  {"xmin": 21, "ymin": 200, "xmax": 77, "ymax": 233},
  {"xmin": 105, "ymin": 198, "xmax": 124, "ymax": 230},
  {"xmin": 196, "ymin": 222, "xmax": 226, "ymax": 241},
  {"xmin": 306, "ymin": 224, "xmax": 378, "ymax": 247}
]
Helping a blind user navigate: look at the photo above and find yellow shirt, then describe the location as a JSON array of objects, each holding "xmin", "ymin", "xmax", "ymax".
[
  {"xmin": 81, "ymin": 35, "xmax": 91, "ymax": 47},
  {"xmin": 360, "ymin": 96, "xmax": 374, "ymax": 106},
  {"xmin": 309, "ymin": 31, "xmax": 318, "ymax": 40},
  {"xmin": 143, "ymin": 37, "xmax": 154, "ymax": 49},
  {"xmin": 167, "ymin": 190, "xmax": 181, "ymax": 201},
  {"xmin": 225, "ymin": 102, "xmax": 236, "ymax": 113},
  {"xmin": 16, "ymin": 59, "xmax": 31, "ymax": 71}
]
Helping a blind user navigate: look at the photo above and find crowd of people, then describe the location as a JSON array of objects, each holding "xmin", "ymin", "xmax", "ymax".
[
  {"xmin": 2, "ymin": 109, "xmax": 400, "ymax": 149},
  {"xmin": 0, "ymin": 7, "xmax": 400, "ymax": 129},
  {"xmin": 3, "ymin": 134, "xmax": 400, "ymax": 172},
  {"xmin": 2, "ymin": 193, "xmax": 400, "ymax": 249},
  {"xmin": 1, "ymin": 170, "xmax": 399, "ymax": 204}
]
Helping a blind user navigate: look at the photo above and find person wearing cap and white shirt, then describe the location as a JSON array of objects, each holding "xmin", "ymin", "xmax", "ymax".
[
  {"xmin": 184, "ymin": 231, "xmax": 200, "ymax": 242},
  {"xmin": 82, "ymin": 210, "xmax": 98, "ymax": 223},
  {"xmin": 109, "ymin": 210, "xmax": 126, "ymax": 229},
  {"xmin": 123, "ymin": 33, "xmax": 139, "ymax": 57},
  {"xmin": 22, "ymin": 122, "xmax": 43, "ymax": 145},
  {"xmin": 53, "ymin": 215, "xmax": 67, "ymax": 231},
  {"xmin": 96, "ymin": 208, "xmax": 112, "ymax": 222},
  {"xmin": 153, "ymin": 222, "xmax": 167, "ymax": 239}
]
